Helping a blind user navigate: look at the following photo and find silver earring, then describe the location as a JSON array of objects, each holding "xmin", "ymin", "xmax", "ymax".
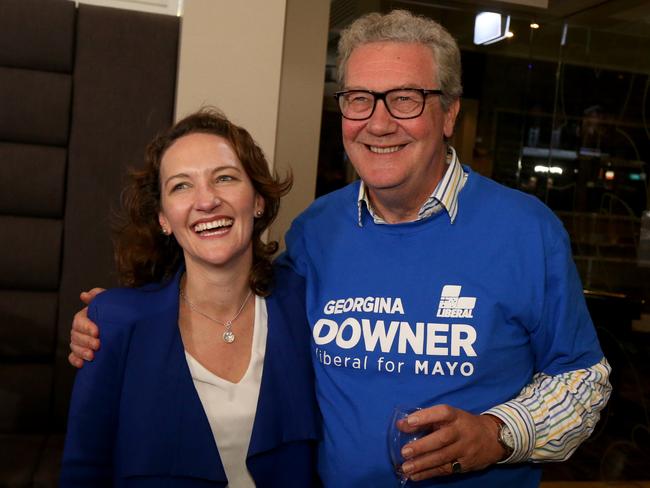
[
  {"xmin": 161, "ymin": 226, "xmax": 169, "ymax": 235},
  {"xmin": 255, "ymin": 210, "xmax": 263, "ymax": 217}
]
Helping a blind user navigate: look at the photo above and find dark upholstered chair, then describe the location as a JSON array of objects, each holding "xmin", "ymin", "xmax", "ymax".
[{"xmin": 0, "ymin": 0, "xmax": 179, "ymax": 484}]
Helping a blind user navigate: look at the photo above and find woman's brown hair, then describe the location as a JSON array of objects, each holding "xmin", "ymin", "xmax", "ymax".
[{"xmin": 113, "ymin": 107, "xmax": 292, "ymax": 296}]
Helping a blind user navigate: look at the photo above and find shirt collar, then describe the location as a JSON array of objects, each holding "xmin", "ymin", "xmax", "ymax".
[{"xmin": 356, "ymin": 146, "xmax": 466, "ymax": 227}]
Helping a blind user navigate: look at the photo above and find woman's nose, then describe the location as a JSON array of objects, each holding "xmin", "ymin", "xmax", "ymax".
[{"xmin": 195, "ymin": 186, "xmax": 221, "ymax": 211}]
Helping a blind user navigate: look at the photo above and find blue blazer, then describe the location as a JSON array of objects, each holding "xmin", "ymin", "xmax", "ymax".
[{"xmin": 61, "ymin": 264, "xmax": 321, "ymax": 487}]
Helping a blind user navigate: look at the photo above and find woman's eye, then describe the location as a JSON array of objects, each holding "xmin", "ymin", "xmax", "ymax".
[
  {"xmin": 217, "ymin": 175, "xmax": 235, "ymax": 182},
  {"xmin": 171, "ymin": 182, "xmax": 189, "ymax": 192}
]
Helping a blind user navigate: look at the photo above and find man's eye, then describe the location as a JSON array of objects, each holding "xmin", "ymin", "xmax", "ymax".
[
  {"xmin": 349, "ymin": 94, "xmax": 371, "ymax": 104},
  {"xmin": 390, "ymin": 92, "xmax": 418, "ymax": 103}
]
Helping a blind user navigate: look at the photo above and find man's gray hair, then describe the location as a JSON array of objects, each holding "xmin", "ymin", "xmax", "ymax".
[{"xmin": 337, "ymin": 9, "xmax": 462, "ymax": 112}]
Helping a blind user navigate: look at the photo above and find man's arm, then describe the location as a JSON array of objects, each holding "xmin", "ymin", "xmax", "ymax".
[
  {"xmin": 68, "ymin": 288, "xmax": 105, "ymax": 368},
  {"xmin": 485, "ymin": 357, "xmax": 612, "ymax": 463},
  {"xmin": 399, "ymin": 358, "xmax": 611, "ymax": 481},
  {"xmin": 400, "ymin": 218, "xmax": 611, "ymax": 481}
]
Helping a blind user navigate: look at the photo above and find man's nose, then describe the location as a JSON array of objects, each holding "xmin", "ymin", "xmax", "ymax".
[{"xmin": 366, "ymin": 99, "xmax": 398, "ymax": 135}]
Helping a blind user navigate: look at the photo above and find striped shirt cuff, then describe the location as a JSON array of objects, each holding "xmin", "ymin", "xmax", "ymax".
[
  {"xmin": 483, "ymin": 401, "xmax": 536, "ymax": 463},
  {"xmin": 483, "ymin": 358, "xmax": 612, "ymax": 464}
]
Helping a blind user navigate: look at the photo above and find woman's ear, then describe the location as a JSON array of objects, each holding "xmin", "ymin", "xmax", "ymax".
[
  {"xmin": 159, "ymin": 212, "xmax": 171, "ymax": 235},
  {"xmin": 254, "ymin": 194, "xmax": 265, "ymax": 218}
]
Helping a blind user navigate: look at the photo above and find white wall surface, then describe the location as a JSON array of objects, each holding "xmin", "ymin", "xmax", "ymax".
[
  {"xmin": 176, "ymin": 0, "xmax": 330, "ymax": 245},
  {"xmin": 175, "ymin": 0, "xmax": 288, "ymax": 160}
]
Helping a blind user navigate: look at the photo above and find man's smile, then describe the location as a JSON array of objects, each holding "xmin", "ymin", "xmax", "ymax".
[{"xmin": 366, "ymin": 144, "xmax": 406, "ymax": 154}]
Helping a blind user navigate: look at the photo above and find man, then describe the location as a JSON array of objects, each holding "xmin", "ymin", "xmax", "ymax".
[{"xmin": 70, "ymin": 10, "xmax": 611, "ymax": 487}]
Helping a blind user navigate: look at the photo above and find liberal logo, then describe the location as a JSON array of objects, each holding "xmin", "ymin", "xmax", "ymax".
[{"xmin": 436, "ymin": 285, "xmax": 476, "ymax": 319}]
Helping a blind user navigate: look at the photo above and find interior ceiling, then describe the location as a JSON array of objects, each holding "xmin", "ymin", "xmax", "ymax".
[
  {"xmin": 330, "ymin": 0, "xmax": 650, "ymax": 37},
  {"xmin": 327, "ymin": 0, "xmax": 650, "ymax": 74},
  {"xmin": 454, "ymin": 0, "xmax": 650, "ymax": 32}
]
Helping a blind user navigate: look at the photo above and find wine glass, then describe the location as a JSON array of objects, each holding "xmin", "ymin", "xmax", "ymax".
[{"xmin": 387, "ymin": 406, "xmax": 432, "ymax": 487}]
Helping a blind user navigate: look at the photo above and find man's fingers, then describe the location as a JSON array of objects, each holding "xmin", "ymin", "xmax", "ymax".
[
  {"xmin": 408, "ymin": 462, "xmax": 457, "ymax": 481},
  {"xmin": 68, "ymin": 352, "xmax": 85, "ymax": 369},
  {"xmin": 400, "ymin": 407, "xmax": 502, "ymax": 481},
  {"xmin": 70, "ymin": 341, "xmax": 95, "ymax": 362},
  {"xmin": 79, "ymin": 287, "xmax": 105, "ymax": 305},
  {"xmin": 402, "ymin": 425, "xmax": 456, "ymax": 459},
  {"xmin": 407, "ymin": 404, "xmax": 455, "ymax": 428},
  {"xmin": 396, "ymin": 418, "xmax": 423, "ymax": 434},
  {"xmin": 72, "ymin": 309, "xmax": 99, "ymax": 338},
  {"xmin": 401, "ymin": 447, "xmax": 457, "ymax": 479},
  {"xmin": 71, "ymin": 329, "xmax": 100, "ymax": 350}
]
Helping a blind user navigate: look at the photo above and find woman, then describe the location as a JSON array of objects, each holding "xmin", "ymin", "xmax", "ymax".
[{"xmin": 60, "ymin": 109, "xmax": 321, "ymax": 487}]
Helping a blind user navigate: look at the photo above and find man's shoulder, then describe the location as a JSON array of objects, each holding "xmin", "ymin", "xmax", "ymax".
[
  {"xmin": 294, "ymin": 181, "xmax": 359, "ymax": 226},
  {"xmin": 282, "ymin": 181, "xmax": 359, "ymax": 271},
  {"xmin": 271, "ymin": 262, "xmax": 306, "ymax": 299},
  {"xmin": 469, "ymin": 171, "xmax": 560, "ymax": 222}
]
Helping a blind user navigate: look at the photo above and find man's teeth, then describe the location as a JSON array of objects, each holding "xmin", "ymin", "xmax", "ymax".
[
  {"xmin": 194, "ymin": 218, "xmax": 233, "ymax": 233},
  {"xmin": 368, "ymin": 145, "xmax": 403, "ymax": 154}
]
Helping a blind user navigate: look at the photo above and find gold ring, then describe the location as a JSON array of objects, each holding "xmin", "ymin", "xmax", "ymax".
[{"xmin": 451, "ymin": 460, "xmax": 462, "ymax": 474}]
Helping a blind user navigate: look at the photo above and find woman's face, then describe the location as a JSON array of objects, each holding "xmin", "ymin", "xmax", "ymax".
[{"xmin": 158, "ymin": 132, "xmax": 264, "ymax": 271}]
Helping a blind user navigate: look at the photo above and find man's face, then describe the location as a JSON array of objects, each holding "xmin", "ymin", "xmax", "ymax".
[{"xmin": 342, "ymin": 41, "xmax": 459, "ymax": 216}]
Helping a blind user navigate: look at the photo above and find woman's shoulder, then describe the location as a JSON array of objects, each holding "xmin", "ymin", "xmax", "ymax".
[{"xmin": 88, "ymin": 278, "xmax": 178, "ymax": 326}]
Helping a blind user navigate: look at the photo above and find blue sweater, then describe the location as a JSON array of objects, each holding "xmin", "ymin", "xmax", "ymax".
[{"xmin": 282, "ymin": 168, "xmax": 603, "ymax": 487}]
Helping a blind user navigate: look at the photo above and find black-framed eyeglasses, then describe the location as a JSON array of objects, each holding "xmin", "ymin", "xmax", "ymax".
[{"xmin": 334, "ymin": 88, "xmax": 443, "ymax": 120}]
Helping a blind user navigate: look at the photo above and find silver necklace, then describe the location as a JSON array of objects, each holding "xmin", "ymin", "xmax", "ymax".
[{"xmin": 180, "ymin": 288, "xmax": 252, "ymax": 344}]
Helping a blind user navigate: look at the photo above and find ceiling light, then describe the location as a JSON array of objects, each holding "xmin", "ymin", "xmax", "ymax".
[
  {"xmin": 534, "ymin": 165, "xmax": 563, "ymax": 175},
  {"xmin": 474, "ymin": 12, "xmax": 511, "ymax": 45},
  {"xmin": 530, "ymin": 22, "xmax": 539, "ymax": 29}
]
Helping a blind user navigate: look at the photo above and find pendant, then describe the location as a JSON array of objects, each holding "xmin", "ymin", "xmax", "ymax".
[{"xmin": 223, "ymin": 330, "xmax": 235, "ymax": 343}]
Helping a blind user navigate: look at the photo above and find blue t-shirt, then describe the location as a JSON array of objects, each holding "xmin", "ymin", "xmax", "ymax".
[{"xmin": 281, "ymin": 168, "xmax": 603, "ymax": 487}]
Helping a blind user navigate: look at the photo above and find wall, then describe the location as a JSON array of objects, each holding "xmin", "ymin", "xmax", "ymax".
[
  {"xmin": 176, "ymin": 0, "xmax": 330, "ymax": 245},
  {"xmin": 70, "ymin": 0, "xmax": 181, "ymax": 16}
]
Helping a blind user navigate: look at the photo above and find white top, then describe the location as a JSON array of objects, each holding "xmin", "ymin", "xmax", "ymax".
[{"xmin": 185, "ymin": 295, "xmax": 267, "ymax": 488}]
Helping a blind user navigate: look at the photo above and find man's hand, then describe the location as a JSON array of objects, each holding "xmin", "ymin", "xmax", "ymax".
[
  {"xmin": 398, "ymin": 405, "xmax": 505, "ymax": 481},
  {"xmin": 68, "ymin": 288, "xmax": 105, "ymax": 368}
]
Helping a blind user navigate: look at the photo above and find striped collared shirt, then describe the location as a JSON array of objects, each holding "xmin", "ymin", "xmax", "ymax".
[
  {"xmin": 357, "ymin": 146, "xmax": 467, "ymax": 226},
  {"xmin": 353, "ymin": 145, "xmax": 611, "ymax": 463}
]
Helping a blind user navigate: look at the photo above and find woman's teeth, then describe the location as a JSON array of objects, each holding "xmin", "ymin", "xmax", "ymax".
[{"xmin": 194, "ymin": 218, "xmax": 233, "ymax": 234}]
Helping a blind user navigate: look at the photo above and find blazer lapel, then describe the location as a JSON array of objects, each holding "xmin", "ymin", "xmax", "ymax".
[
  {"xmin": 118, "ymin": 269, "xmax": 227, "ymax": 483},
  {"xmin": 247, "ymin": 295, "xmax": 289, "ymax": 456},
  {"xmin": 247, "ymin": 287, "xmax": 320, "ymax": 458}
]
